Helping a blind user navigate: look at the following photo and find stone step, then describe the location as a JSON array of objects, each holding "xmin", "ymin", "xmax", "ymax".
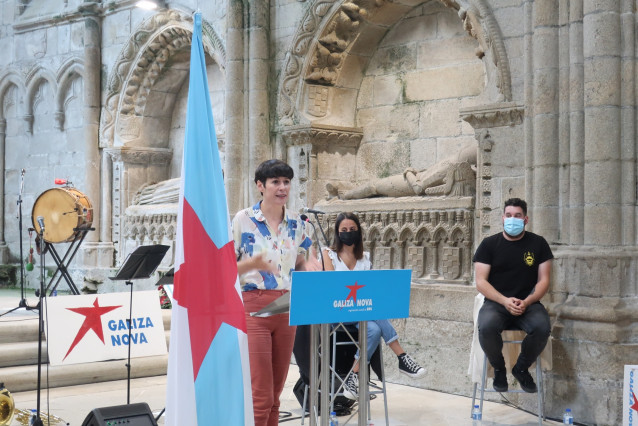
[
  {"xmin": 0, "ymin": 309, "xmax": 172, "ymax": 392},
  {"xmin": 1, "ymin": 354, "xmax": 169, "ymax": 392},
  {"xmin": 0, "ymin": 317, "xmax": 40, "ymax": 344}
]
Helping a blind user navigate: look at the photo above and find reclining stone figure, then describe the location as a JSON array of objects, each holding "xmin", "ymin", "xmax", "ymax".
[{"xmin": 327, "ymin": 143, "xmax": 477, "ymax": 200}]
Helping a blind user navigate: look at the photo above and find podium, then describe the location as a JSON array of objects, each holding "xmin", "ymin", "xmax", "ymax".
[{"xmin": 290, "ymin": 269, "xmax": 412, "ymax": 426}]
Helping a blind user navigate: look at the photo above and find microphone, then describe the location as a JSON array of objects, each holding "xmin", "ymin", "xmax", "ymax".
[
  {"xmin": 37, "ymin": 216, "xmax": 45, "ymax": 232},
  {"xmin": 302, "ymin": 207, "xmax": 326, "ymax": 215},
  {"xmin": 300, "ymin": 214, "xmax": 309, "ymax": 222},
  {"xmin": 54, "ymin": 178, "xmax": 67, "ymax": 185}
]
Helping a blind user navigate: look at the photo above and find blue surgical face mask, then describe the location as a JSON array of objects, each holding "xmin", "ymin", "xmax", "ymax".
[{"xmin": 504, "ymin": 217, "xmax": 525, "ymax": 237}]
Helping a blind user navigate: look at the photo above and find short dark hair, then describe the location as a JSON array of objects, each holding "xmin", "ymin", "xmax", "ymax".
[
  {"xmin": 331, "ymin": 212, "xmax": 364, "ymax": 260},
  {"xmin": 504, "ymin": 198, "xmax": 527, "ymax": 215},
  {"xmin": 254, "ymin": 159, "xmax": 294, "ymax": 185}
]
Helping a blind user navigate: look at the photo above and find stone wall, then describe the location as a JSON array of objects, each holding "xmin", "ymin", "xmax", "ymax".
[{"xmin": 1, "ymin": 0, "xmax": 637, "ymax": 424}]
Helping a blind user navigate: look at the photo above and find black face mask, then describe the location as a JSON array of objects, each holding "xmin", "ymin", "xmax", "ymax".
[{"xmin": 338, "ymin": 230, "xmax": 360, "ymax": 246}]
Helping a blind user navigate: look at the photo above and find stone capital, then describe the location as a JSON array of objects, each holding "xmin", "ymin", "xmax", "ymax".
[
  {"xmin": 459, "ymin": 102, "xmax": 524, "ymax": 129},
  {"xmin": 279, "ymin": 124, "xmax": 363, "ymax": 151}
]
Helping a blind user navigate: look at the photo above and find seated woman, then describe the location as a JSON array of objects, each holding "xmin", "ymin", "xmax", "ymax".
[{"xmin": 322, "ymin": 212, "xmax": 426, "ymax": 400}]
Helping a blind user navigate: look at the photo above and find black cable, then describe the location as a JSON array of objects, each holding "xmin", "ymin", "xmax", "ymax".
[
  {"xmin": 278, "ymin": 413, "xmax": 308, "ymax": 423},
  {"xmin": 300, "ymin": 215, "xmax": 326, "ymax": 271}
]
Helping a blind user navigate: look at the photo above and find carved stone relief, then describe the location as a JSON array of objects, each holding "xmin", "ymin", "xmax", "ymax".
[
  {"xmin": 317, "ymin": 197, "xmax": 474, "ymax": 284},
  {"xmin": 99, "ymin": 10, "xmax": 225, "ymax": 148},
  {"xmin": 105, "ymin": 147, "xmax": 172, "ymax": 260},
  {"xmin": 277, "ymin": 0, "xmax": 512, "ymax": 127}
]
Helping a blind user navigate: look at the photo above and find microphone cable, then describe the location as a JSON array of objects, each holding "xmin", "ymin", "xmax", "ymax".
[{"xmin": 300, "ymin": 214, "xmax": 326, "ymax": 271}]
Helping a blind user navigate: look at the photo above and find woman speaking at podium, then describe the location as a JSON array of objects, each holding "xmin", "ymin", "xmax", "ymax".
[
  {"xmin": 232, "ymin": 159, "xmax": 321, "ymax": 426},
  {"xmin": 322, "ymin": 212, "xmax": 426, "ymax": 400}
]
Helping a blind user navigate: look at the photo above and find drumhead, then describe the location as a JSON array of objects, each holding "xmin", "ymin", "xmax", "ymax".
[{"xmin": 31, "ymin": 188, "xmax": 93, "ymax": 243}]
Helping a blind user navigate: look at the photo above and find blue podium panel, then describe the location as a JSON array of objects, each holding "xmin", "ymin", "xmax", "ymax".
[{"xmin": 289, "ymin": 269, "xmax": 412, "ymax": 325}]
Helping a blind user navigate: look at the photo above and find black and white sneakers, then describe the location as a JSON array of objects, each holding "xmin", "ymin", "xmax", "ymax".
[
  {"xmin": 342, "ymin": 371, "xmax": 359, "ymax": 400},
  {"xmin": 398, "ymin": 353, "xmax": 426, "ymax": 378}
]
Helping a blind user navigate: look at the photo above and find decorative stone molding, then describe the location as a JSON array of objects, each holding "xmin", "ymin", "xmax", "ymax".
[
  {"xmin": 316, "ymin": 197, "xmax": 474, "ymax": 283},
  {"xmin": 280, "ymin": 123, "xmax": 363, "ymax": 150},
  {"xmin": 456, "ymin": 0, "xmax": 512, "ymax": 101},
  {"xmin": 99, "ymin": 9, "xmax": 225, "ymax": 148},
  {"xmin": 459, "ymin": 102, "xmax": 524, "ymax": 129},
  {"xmin": 122, "ymin": 207, "xmax": 177, "ymax": 265},
  {"xmin": 278, "ymin": 0, "xmax": 513, "ymax": 126},
  {"xmin": 304, "ymin": 1, "xmax": 378, "ymax": 86},
  {"xmin": 474, "ymin": 129, "xmax": 493, "ymax": 240},
  {"xmin": 104, "ymin": 147, "xmax": 172, "ymax": 165},
  {"xmin": 277, "ymin": 0, "xmax": 335, "ymax": 126},
  {"xmin": 459, "ymin": 102, "xmax": 522, "ymax": 239}
]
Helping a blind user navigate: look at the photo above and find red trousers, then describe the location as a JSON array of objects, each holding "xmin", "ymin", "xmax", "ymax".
[{"xmin": 243, "ymin": 290, "xmax": 296, "ymax": 426}]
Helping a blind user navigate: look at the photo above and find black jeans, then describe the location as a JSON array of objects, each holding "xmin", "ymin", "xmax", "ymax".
[{"xmin": 477, "ymin": 300, "xmax": 551, "ymax": 371}]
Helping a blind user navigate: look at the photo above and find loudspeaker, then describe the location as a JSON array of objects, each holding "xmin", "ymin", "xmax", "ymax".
[{"xmin": 81, "ymin": 402, "xmax": 158, "ymax": 426}]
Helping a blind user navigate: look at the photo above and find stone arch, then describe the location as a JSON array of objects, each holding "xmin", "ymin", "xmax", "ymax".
[
  {"xmin": 398, "ymin": 225, "xmax": 414, "ymax": 243},
  {"xmin": 415, "ymin": 226, "xmax": 431, "ymax": 244},
  {"xmin": 24, "ymin": 66, "xmax": 58, "ymax": 134},
  {"xmin": 56, "ymin": 58, "xmax": 84, "ymax": 131},
  {"xmin": 99, "ymin": 9, "xmax": 226, "ymax": 149},
  {"xmin": 0, "ymin": 71, "xmax": 25, "ymax": 120},
  {"xmin": 277, "ymin": 0, "xmax": 510, "ymax": 127}
]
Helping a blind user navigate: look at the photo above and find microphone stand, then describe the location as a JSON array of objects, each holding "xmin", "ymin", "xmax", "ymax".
[
  {"xmin": 32, "ymin": 225, "xmax": 45, "ymax": 426},
  {"xmin": 301, "ymin": 214, "xmax": 331, "ymax": 426},
  {"xmin": 310, "ymin": 212, "xmax": 329, "ymax": 247},
  {"xmin": 0, "ymin": 169, "xmax": 36, "ymax": 318}
]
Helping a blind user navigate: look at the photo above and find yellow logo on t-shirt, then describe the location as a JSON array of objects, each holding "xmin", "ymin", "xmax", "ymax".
[{"xmin": 524, "ymin": 251, "xmax": 535, "ymax": 266}]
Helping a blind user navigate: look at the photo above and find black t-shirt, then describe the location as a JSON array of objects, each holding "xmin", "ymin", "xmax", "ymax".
[{"xmin": 472, "ymin": 231, "xmax": 554, "ymax": 300}]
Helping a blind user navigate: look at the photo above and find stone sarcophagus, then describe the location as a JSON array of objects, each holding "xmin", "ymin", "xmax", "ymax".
[{"xmin": 315, "ymin": 196, "xmax": 474, "ymax": 284}]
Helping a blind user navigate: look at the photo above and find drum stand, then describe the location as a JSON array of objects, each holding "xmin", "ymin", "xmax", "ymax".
[{"xmin": 44, "ymin": 226, "xmax": 94, "ymax": 296}]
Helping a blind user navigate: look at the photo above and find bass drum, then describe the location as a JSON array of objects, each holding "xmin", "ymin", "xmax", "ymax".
[{"xmin": 32, "ymin": 188, "xmax": 93, "ymax": 243}]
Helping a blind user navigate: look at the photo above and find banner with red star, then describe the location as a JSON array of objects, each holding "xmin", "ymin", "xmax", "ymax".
[{"xmin": 44, "ymin": 292, "xmax": 167, "ymax": 366}]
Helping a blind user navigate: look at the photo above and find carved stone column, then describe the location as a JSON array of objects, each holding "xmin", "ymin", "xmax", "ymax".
[
  {"xmin": 224, "ymin": 0, "xmax": 246, "ymax": 215},
  {"xmin": 582, "ymin": 1, "xmax": 622, "ymax": 245},
  {"xmin": 460, "ymin": 102, "xmax": 524, "ymax": 241},
  {"xmin": 78, "ymin": 2, "xmax": 109, "ymax": 266},
  {"xmin": 0, "ymin": 119, "xmax": 7, "ymax": 263},
  {"xmin": 280, "ymin": 124, "xmax": 362, "ymax": 211},
  {"xmin": 105, "ymin": 148, "xmax": 172, "ymax": 263},
  {"xmin": 247, "ymin": 0, "xmax": 271, "ymax": 203},
  {"xmin": 530, "ymin": 0, "xmax": 560, "ymax": 242}
]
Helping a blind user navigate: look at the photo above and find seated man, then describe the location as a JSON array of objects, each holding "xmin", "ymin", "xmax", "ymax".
[{"xmin": 473, "ymin": 198, "xmax": 552, "ymax": 393}]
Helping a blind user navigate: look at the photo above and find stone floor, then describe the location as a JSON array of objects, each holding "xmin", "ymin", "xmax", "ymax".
[{"xmin": 0, "ymin": 287, "xmax": 563, "ymax": 425}]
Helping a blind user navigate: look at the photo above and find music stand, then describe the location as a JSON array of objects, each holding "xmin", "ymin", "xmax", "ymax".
[
  {"xmin": 154, "ymin": 267, "xmax": 174, "ymax": 286},
  {"xmin": 250, "ymin": 292, "xmax": 290, "ymax": 317},
  {"xmin": 110, "ymin": 244, "xmax": 169, "ymax": 404}
]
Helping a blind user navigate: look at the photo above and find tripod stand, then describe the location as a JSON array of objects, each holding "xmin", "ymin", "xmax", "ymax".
[
  {"xmin": 110, "ymin": 244, "xmax": 169, "ymax": 404},
  {"xmin": 0, "ymin": 169, "xmax": 38, "ymax": 318}
]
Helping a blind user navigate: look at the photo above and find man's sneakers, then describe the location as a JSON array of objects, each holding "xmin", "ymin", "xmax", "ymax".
[
  {"xmin": 398, "ymin": 353, "xmax": 426, "ymax": 378},
  {"xmin": 493, "ymin": 368, "xmax": 508, "ymax": 392},
  {"xmin": 342, "ymin": 371, "xmax": 359, "ymax": 400},
  {"xmin": 512, "ymin": 365, "xmax": 538, "ymax": 393}
]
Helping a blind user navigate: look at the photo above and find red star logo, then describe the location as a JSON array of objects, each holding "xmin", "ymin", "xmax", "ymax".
[
  {"xmin": 173, "ymin": 200, "xmax": 246, "ymax": 379},
  {"xmin": 64, "ymin": 298, "xmax": 122, "ymax": 360},
  {"xmin": 345, "ymin": 281, "xmax": 365, "ymax": 304},
  {"xmin": 631, "ymin": 390, "xmax": 638, "ymax": 412}
]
